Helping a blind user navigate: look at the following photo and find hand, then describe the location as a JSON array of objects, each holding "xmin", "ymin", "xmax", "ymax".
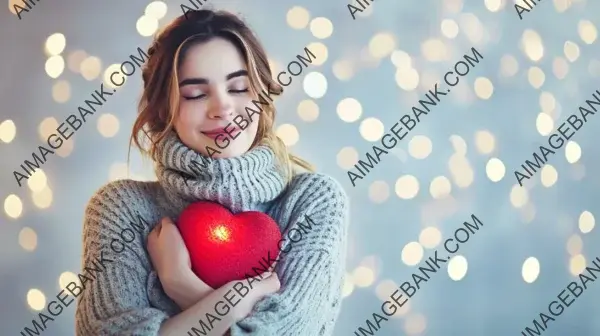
[
  {"xmin": 229, "ymin": 271, "xmax": 281, "ymax": 322},
  {"xmin": 147, "ymin": 217, "xmax": 213, "ymax": 309}
]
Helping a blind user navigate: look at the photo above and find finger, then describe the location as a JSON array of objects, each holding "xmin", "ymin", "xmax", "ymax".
[
  {"xmin": 267, "ymin": 260, "xmax": 278, "ymax": 273},
  {"xmin": 259, "ymin": 271, "xmax": 279, "ymax": 287},
  {"xmin": 161, "ymin": 219, "xmax": 180, "ymax": 235},
  {"xmin": 153, "ymin": 221, "xmax": 163, "ymax": 236},
  {"xmin": 263, "ymin": 273, "xmax": 281, "ymax": 293},
  {"xmin": 256, "ymin": 271, "xmax": 272, "ymax": 280},
  {"xmin": 161, "ymin": 218, "xmax": 182, "ymax": 237},
  {"xmin": 161, "ymin": 221, "xmax": 187, "ymax": 245},
  {"xmin": 161, "ymin": 217, "xmax": 175, "ymax": 229},
  {"xmin": 146, "ymin": 227, "xmax": 158, "ymax": 244}
]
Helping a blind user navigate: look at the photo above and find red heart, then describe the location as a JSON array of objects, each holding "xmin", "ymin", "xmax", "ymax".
[{"xmin": 177, "ymin": 201, "xmax": 282, "ymax": 289}]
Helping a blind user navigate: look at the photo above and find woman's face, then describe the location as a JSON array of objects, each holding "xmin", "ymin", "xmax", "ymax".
[{"xmin": 174, "ymin": 37, "xmax": 259, "ymax": 158}]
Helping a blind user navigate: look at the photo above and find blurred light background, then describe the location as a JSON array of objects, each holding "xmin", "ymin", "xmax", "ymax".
[{"xmin": 1, "ymin": 0, "xmax": 600, "ymax": 335}]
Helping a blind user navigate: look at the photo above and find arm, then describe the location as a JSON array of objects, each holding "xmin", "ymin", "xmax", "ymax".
[
  {"xmin": 159, "ymin": 282, "xmax": 237, "ymax": 336},
  {"xmin": 75, "ymin": 182, "xmax": 231, "ymax": 336},
  {"xmin": 229, "ymin": 174, "xmax": 350, "ymax": 336},
  {"xmin": 76, "ymin": 182, "xmax": 170, "ymax": 335},
  {"xmin": 160, "ymin": 268, "xmax": 211, "ymax": 311},
  {"xmin": 159, "ymin": 273, "xmax": 279, "ymax": 336}
]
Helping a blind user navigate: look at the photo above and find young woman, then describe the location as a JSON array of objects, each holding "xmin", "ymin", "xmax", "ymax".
[{"xmin": 75, "ymin": 8, "xmax": 350, "ymax": 336}]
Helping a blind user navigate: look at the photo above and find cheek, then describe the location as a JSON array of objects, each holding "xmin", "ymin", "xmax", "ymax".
[
  {"xmin": 233, "ymin": 96, "xmax": 259, "ymax": 122},
  {"xmin": 234, "ymin": 95, "xmax": 253, "ymax": 109},
  {"xmin": 244, "ymin": 113, "xmax": 260, "ymax": 141},
  {"xmin": 177, "ymin": 103, "xmax": 208, "ymax": 127}
]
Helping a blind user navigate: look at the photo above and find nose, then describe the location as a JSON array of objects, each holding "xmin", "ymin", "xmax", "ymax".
[{"xmin": 208, "ymin": 89, "xmax": 234, "ymax": 119}]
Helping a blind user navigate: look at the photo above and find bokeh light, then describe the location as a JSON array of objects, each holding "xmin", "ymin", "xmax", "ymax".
[
  {"xmin": 352, "ymin": 266, "xmax": 375, "ymax": 287},
  {"xmin": 18, "ymin": 227, "xmax": 38, "ymax": 252},
  {"xmin": 26, "ymin": 289, "xmax": 46, "ymax": 311},
  {"xmin": 136, "ymin": 15, "xmax": 159, "ymax": 37},
  {"xmin": 401, "ymin": 242, "xmax": 424, "ymax": 266},
  {"xmin": 145, "ymin": 1, "xmax": 168, "ymax": 20},
  {"xmin": 80, "ymin": 56, "xmax": 102, "ymax": 81},
  {"xmin": 522, "ymin": 257, "xmax": 540, "ymax": 283},
  {"xmin": 45, "ymin": 33, "xmax": 66, "ymax": 56},
  {"xmin": 579, "ymin": 211, "xmax": 595, "ymax": 234},
  {"xmin": 337, "ymin": 98, "xmax": 362, "ymax": 122},
  {"xmin": 448, "ymin": 255, "xmax": 468, "ymax": 281},
  {"xmin": 287, "ymin": 6, "xmax": 310, "ymax": 29},
  {"xmin": 297, "ymin": 99, "xmax": 320, "ymax": 122},
  {"xmin": 97, "ymin": 113, "xmax": 120, "ymax": 138},
  {"xmin": 310, "ymin": 17, "xmax": 333, "ymax": 39},
  {"xmin": 0, "ymin": 119, "xmax": 16, "ymax": 143},
  {"xmin": 4, "ymin": 194, "xmax": 23, "ymax": 219},
  {"xmin": 45, "ymin": 56, "xmax": 65, "ymax": 78},
  {"xmin": 276, "ymin": 124, "xmax": 300, "ymax": 146},
  {"xmin": 395, "ymin": 175, "xmax": 420, "ymax": 199}
]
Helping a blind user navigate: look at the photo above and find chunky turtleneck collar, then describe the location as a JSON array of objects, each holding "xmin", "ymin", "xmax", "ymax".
[{"xmin": 154, "ymin": 131, "xmax": 287, "ymax": 214}]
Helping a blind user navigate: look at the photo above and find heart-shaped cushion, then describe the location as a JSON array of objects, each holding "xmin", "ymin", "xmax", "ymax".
[{"xmin": 177, "ymin": 201, "xmax": 282, "ymax": 288}]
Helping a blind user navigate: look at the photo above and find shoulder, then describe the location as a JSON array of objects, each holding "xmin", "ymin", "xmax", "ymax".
[
  {"xmin": 288, "ymin": 172, "xmax": 348, "ymax": 200},
  {"xmin": 284, "ymin": 172, "xmax": 350, "ymax": 216},
  {"xmin": 85, "ymin": 179, "xmax": 162, "ymax": 231},
  {"xmin": 87, "ymin": 179, "xmax": 157, "ymax": 210}
]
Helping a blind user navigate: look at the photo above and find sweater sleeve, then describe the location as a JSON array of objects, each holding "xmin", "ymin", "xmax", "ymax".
[
  {"xmin": 75, "ymin": 181, "xmax": 170, "ymax": 336},
  {"xmin": 229, "ymin": 173, "xmax": 350, "ymax": 336}
]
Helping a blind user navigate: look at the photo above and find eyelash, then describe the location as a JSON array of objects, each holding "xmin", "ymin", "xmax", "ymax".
[{"xmin": 184, "ymin": 88, "xmax": 249, "ymax": 100}]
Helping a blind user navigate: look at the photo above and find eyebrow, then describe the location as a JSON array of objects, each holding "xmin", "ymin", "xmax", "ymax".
[{"xmin": 178, "ymin": 69, "xmax": 248, "ymax": 87}]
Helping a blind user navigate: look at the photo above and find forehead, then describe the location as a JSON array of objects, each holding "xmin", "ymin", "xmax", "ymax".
[{"xmin": 178, "ymin": 37, "xmax": 247, "ymax": 79}]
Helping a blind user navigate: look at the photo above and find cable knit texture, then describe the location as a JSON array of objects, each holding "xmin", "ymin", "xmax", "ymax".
[{"xmin": 75, "ymin": 132, "xmax": 350, "ymax": 336}]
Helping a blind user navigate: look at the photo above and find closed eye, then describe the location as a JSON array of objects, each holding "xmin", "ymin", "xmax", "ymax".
[
  {"xmin": 183, "ymin": 87, "xmax": 249, "ymax": 100},
  {"xmin": 183, "ymin": 93, "xmax": 207, "ymax": 100}
]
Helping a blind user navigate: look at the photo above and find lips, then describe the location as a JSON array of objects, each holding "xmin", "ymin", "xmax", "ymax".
[{"xmin": 201, "ymin": 126, "xmax": 239, "ymax": 140}]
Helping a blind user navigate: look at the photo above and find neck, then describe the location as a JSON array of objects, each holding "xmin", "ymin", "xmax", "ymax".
[{"xmin": 154, "ymin": 132, "xmax": 287, "ymax": 214}]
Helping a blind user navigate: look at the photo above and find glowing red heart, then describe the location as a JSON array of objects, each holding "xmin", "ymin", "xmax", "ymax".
[{"xmin": 177, "ymin": 201, "xmax": 282, "ymax": 288}]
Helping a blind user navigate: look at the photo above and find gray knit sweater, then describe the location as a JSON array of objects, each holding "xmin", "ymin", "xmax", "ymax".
[{"xmin": 74, "ymin": 132, "xmax": 350, "ymax": 336}]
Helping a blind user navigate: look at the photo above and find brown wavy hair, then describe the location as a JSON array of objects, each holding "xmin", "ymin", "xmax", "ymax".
[{"xmin": 129, "ymin": 9, "xmax": 314, "ymax": 182}]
